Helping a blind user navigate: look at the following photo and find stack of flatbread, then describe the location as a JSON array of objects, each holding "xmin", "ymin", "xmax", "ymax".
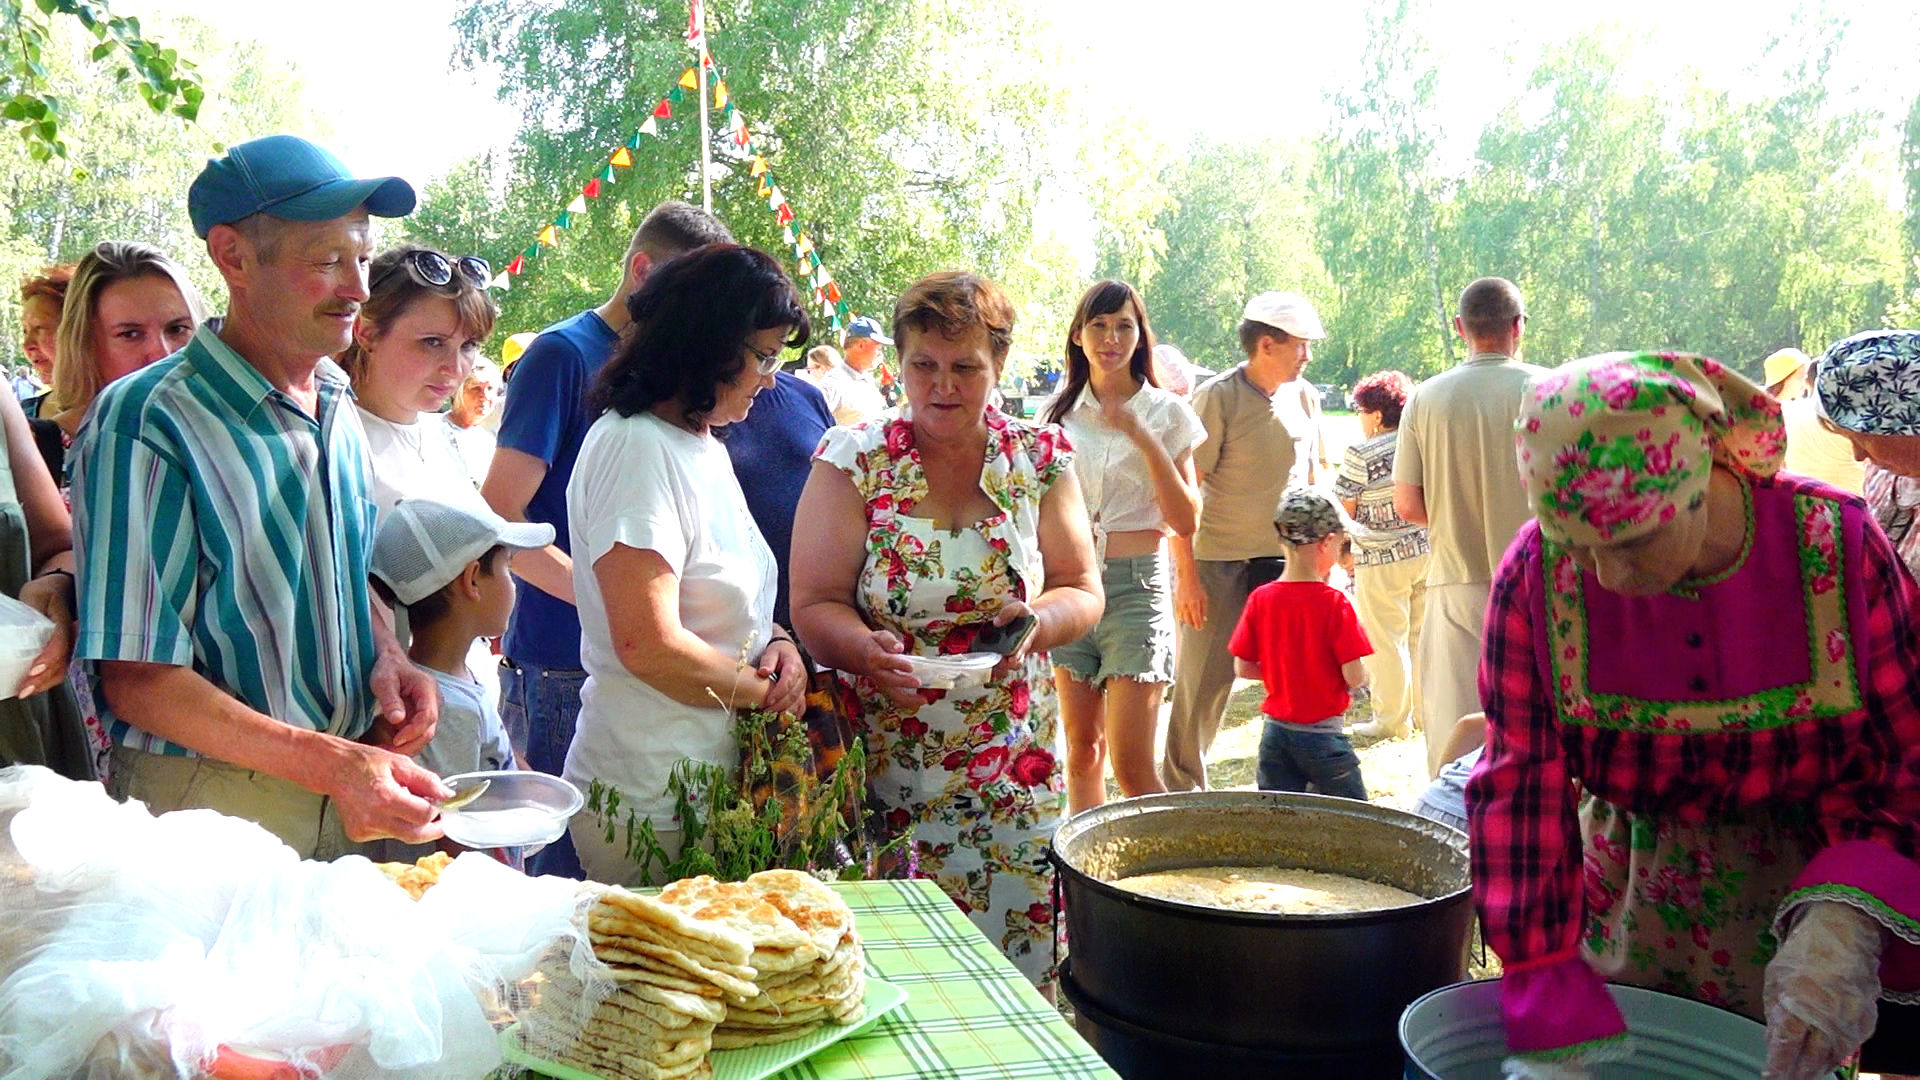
[
  {"xmin": 658, "ymin": 870, "xmax": 867, "ymax": 1049},
  {"xmin": 515, "ymin": 870, "xmax": 867, "ymax": 1077}
]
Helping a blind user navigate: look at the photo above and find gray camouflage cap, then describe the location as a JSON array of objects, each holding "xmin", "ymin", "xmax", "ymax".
[{"xmin": 1274, "ymin": 487, "xmax": 1346, "ymax": 547}]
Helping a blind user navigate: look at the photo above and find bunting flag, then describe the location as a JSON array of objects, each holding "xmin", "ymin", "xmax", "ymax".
[
  {"xmin": 678, "ymin": 68, "xmax": 699, "ymax": 90},
  {"xmin": 536, "ymin": 224, "xmax": 558, "ymax": 246},
  {"xmin": 639, "ymin": 115, "xmax": 660, "ymax": 136},
  {"xmin": 714, "ymin": 81, "xmax": 729, "ymax": 109},
  {"xmin": 652, "ymin": 99, "xmax": 672, "ymax": 119},
  {"xmin": 611, "ymin": 147, "xmax": 633, "ymax": 167},
  {"xmin": 756, "ymin": 177, "xmax": 771, "ymax": 198},
  {"xmin": 599, "ymin": 164, "xmax": 617, "ymax": 183},
  {"xmin": 490, "ymin": 271, "xmax": 511, "ymax": 291},
  {"xmin": 750, "ymin": 156, "xmax": 768, "ymax": 177},
  {"xmin": 687, "ymin": 0, "xmax": 705, "ymax": 49},
  {"xmin": 796, "ymin": 234, "xmax": 814, "ymax": 257},
  {"xmin": 505, "ymin": 256, "xmax": 524, "ymax": 275},
  {"xmin": 626, "ymin": 129, "xmax": 647, "ymax": 150},
  {"xmin": 583, "ymin": 178, "xmax": 602, "ymax": 198},
  {"xmin": 567, "ymin": 195, "xmax": 589, "ymax": 214},
  {"xmin": 668, "ymin": 86, "xmax": 684, "ymax": 104}
]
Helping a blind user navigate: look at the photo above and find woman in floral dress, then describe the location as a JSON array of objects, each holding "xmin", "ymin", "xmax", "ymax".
[
  {"xmin": 792, "ymin": 272, "xmax": 1102, "ymax": 984},
  {"xmin": 1471, "ymin": 352, "xmax": 1920, "ymax": 1079}
]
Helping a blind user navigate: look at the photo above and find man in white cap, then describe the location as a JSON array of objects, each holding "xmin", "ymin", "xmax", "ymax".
[
  {"xmin": 1393, "ymin": 276, "xmax": 1545, "ymax": 778},
  {"xmin": 1162, "ymin": 291, "xmax": 1327, "ymax": 791}
]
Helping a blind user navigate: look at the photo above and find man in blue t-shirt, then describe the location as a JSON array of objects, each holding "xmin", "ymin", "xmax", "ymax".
[
  {"xmin": 481, "ymin": 200, "xmax": 732, "ymax": 877},
  {"xmin": 721, "ymin": 370, "xmax": 834, "ymax": 628}
]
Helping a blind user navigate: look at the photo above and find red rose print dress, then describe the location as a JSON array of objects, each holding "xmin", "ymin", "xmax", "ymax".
[{"xmin": 815, "ymin": 409, "xmax": 1072, "ymax": 984}]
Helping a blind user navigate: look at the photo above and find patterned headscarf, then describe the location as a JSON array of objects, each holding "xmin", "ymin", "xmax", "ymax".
[
  {"xmin": 1815, "ymin": 329, "xmax": 1920, "ymax": 436},
  {"xmin": 1516, "ymin": 352, "xmax": 1785, "ymax": 547}
]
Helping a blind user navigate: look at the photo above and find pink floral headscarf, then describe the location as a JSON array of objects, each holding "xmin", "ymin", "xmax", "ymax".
[{"xmin": 1516, "ymin": 352, "xmax": 1786, "ymax": 546}]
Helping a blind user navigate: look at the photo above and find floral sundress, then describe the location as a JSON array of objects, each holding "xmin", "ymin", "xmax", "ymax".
[{"xmin": 815, "ymin": 408, "xmax": 1072, "ymax": 984}]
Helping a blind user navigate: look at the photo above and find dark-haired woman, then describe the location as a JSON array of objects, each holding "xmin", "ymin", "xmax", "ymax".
[
  {"xmin": 561, "ymin": 244, "xmax": 810, "ymax": 886},
  {"xmin": 1044, "ymin": 281, "xmax": 1201, "ymax": 813},
  {"xmin": 1334, "ymin": 370, "xmax": 1428, "ymax": 743}
]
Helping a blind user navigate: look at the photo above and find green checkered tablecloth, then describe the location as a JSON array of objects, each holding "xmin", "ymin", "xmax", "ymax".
[{"xmin": 778, "ymin": 878, "xmax": 1118, "ymax": 1080}]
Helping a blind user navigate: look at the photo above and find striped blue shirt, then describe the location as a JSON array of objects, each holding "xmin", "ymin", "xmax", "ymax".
[{"xmin": 71, "ymin": 325, "xmax": 381, "ymax": 755}]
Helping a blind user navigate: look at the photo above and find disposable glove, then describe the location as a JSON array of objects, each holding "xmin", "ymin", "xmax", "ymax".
[{"xmin": 1763, "ymin": 899, "xmax": 1887, "ymax": 1080}]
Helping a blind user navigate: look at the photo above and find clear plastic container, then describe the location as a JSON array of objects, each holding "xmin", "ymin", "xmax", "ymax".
[
  {"xmin": 437, "ymin": 770, "xmax": 583, "ymax": 849},
  {"xmin": 0, "ymin": 593, "xmax": 54, "ymax": 700},
  {"xmin": 905, "ymin": 652, "xmax": 1000, "ymax": 691}
]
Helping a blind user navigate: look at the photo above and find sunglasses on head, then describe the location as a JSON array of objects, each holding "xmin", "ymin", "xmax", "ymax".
[{"xmin": 374, "ymin": 250, "xmax": 491, "ymax": 292}]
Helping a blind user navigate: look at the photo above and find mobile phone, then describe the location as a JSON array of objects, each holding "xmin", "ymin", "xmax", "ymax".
[{"xmin": 974, "ymin": 613, "xmax": 1039, "ymax": 656}]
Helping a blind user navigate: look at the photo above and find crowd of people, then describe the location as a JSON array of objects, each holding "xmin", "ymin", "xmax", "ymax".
[{"xmin": 10, "ymin": 132, "xmax": 1920, "ymax": 1076}]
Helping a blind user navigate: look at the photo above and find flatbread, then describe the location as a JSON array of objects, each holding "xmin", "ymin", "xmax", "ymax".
[
  {"xmin": 710, "ymin": 1022, "xmax": 822, "ymax": 1049},
  {"xmin": 595, "ymin": 938, "xmax": 757, "ymax": 984},
  {"xmin": 598, "ymin": 946, "xmax": 759, "ymax": 1000},
  {"xmin": 589, "ymin": 910, "xmax": 750, "ymax": 967},
  {"xmin": 519, "ymin": 1028, "xmax": 713, "ymax": 1080},
  {"xmin": 657, "ymin": 875, "xmax": 815, "ymax": 953},
  {"xmin": 595, "ymin": 885, "xmax": 759, "ymax": 957},
  {"xmin": 744, "ymin": 870, "xmax": 855, "ymax": 956},
  {"xmin": 542, "ymin": 967, "xmax": 730, "ymax": 1022}
]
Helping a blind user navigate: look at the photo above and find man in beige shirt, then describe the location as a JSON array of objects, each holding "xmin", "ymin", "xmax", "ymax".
[
  {"xmin": 1394, "ymin": 277, "xmax": 1545, "ymax": 777},
  {"xmin": 1162, "ymin": 292, "xmax": 1323, "ymax": 790}
]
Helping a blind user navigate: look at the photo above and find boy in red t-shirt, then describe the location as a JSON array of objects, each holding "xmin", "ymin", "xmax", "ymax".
[{"xmin": 1228, "ymin": 488, "xmax": 1374, "ymax": 799}]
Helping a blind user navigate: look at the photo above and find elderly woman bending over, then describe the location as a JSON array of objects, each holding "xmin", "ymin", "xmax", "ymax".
[{"xmin": 791, "ymin": 272, "xmax": 1101, "ymax": 984}]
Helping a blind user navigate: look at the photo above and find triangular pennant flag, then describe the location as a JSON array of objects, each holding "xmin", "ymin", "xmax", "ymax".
[
  {"xmin": 627, "ymin": 130, "xmax": 646, "ymax": 149},
  {"xmin": 652, "ymin": 100, "xmax": 672, "ymax": 119},
  {"xmin": 781, "ymin": 225, "xmax": 796, "ymax": 244},
  {"xmin": 776, "ymin": 202, "xmax": 795, "ymax": 226},
  {"xmin": 749, "ymin": 157, "xmax": 768, "ymax": 177},
  {"xmin": 522, "ymin": 244, "xmax": 540, "ymax": 260},
  {"xmin": 830, "ymin": 317, "xmax": 843, "ymax": 336},
  {"xmin": 734, "ymin": 122, "xmax": 751, "ymax": 148},
  {"xmin": 816, "ymin": 269, "xmax": 834, "ymax": 288},
  {"xmin": 489, "ymin": 271, "xmax": 510, "ymax": 291},
  {"xmin": 567, "ymin": 195, "xmax": 588, "ymax": 214},
  {"xmin": 714, "ymin": 81, "xmax": 729, "ymax": 109},
  {"xmin": 611, "ymin": 147, "xmax": 633, "ymax": 167},
  {"xmin": 702, "ymin": 52, "xmax": 713, "ymax": 70},
  {"xmin": 836, "ymin": 299, "xmax": 851, "ymax": 318},
  {"xmin": 725, "ymin": 109, "xmax": 744, "ymax": 135},
  {"xmin": 809, "ymin": 251, "xmax": 822, "ymax": 270},
  {"xmin": 756, "ymin": 177, "xmax": 771, "ymax": 199},
  {"xmin": 766, "ymin": 185, "xmax": 784, "ymax": 210},
  {"xmin": 552, "ymin": 211, "xmax": 572, "ymax": 230},
  {"xmin": 536, "ymin": 224, "xmax": 558, "ymax": 245},
  {"xmin": 599, "ymin": 165, "xmax": 618, "ymax": 183},
  {"xmin": 668, "ymin": 86, "xmax": 685, "ymax": 104},
  {"xmin": 796, "ymin": 234, "xmax": 815, "ymax": 257},
  {"xmin": 506, "ymin": 256, "xmax": 525, "ymax": 275},
  {"xmin": 640, "ymin": 115, "xmax": 660, "ymax": 135},
  {"xmin": 583, "ymin": 178, "xmax": 602, "ymax": 198},
  {"xmin": 678, "ymin": 68, "xmax": 698, "ymax": 90}
]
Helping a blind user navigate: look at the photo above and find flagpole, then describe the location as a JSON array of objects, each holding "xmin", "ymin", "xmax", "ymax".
[{"xmin": 693, "ymin": 0, "xmax": 712, "ymax": 213}]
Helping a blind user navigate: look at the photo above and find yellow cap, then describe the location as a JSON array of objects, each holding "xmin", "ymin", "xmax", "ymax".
[
  {"xmin": 1762, "ymin": 347, "xmax": 1810, "ymax": 389},
  {"xmin": 501, "ymin": 332, "xmax": 539, "ymax": 368}
]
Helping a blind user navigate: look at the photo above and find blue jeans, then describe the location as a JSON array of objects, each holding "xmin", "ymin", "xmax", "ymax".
[
  {"xmin": 499, "ymin": 658, "xmax": 588, "ymax": 878},
  {"xmin": 1256, "ymin": 721, "xmax": 1368, "ymax": 801}
]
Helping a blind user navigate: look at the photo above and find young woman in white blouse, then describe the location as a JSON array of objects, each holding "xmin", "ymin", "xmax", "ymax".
[
  {"xmin": 1045, "ymin": 281, "xmax": 1203, "ymax": 813},
  {"xmin": 339, "ymin": 246, "xmax": 497, "ymax": 513}
]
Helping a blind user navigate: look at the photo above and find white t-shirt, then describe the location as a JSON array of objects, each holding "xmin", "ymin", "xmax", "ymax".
[
  {"xmin": 357, "ymin": 408, "xmax": 487, "ymax": 514},
  {"xmin": 820, "ymin": 367, "xmax": 886, "ymax": 426},
  {"xmin": 1053, "ymin": 383, "xmax": 1205, "ymax": 544},
  {"xmin": 563, "ymin": 409, "xmax": 777, "ymax": 824},
  {"xmin": 449, "ymin": 423, "xmax": 497, "ymax": 488}
]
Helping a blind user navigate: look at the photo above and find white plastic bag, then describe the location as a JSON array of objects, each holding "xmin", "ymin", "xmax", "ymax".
[{"xmin": 0, "ymin": 766, "xmax": 586, "ymax": 1079}]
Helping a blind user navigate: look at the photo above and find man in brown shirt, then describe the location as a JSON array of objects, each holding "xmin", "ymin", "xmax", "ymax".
[
  {"xmin": 1394, "ymin": 277, "xmax": 1544, "ymax": 777},
  {"xmin": 1162, "ymin": 292, "xmax": 1325, "ymax": 790}
]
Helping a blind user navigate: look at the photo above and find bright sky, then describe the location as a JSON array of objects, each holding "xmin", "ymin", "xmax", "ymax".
[{"xmin": 140, "ymin": 0, "xmax": 1919, "ymax": 192}]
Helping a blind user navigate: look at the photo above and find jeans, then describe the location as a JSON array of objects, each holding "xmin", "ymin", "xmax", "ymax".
[
  {"xmin": 1256, "ymin": 721, "xmax": 1368, "ymax": 800},
  {"xmin": 499, "ymin": 658, "xmax": 588, "ymax": 878}
]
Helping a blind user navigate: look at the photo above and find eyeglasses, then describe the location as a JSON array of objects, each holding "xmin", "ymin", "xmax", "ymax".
[
  {"xmin": 372, "ymin": 250, "xmax": 491, "ymax": 292},
  {"xmin": 746, "ymin": 341, "xmax": 784, "ymax": 376}
]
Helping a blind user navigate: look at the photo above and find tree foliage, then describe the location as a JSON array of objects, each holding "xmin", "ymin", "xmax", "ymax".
[{"xmin": 2, "ymin": 0, "xmax": 202, "ymax": 161}]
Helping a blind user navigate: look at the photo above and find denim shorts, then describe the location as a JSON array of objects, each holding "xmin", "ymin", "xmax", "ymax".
[{"xmin": 1052, "ymin": 553, "xmax": 1175, "ymax": 685}]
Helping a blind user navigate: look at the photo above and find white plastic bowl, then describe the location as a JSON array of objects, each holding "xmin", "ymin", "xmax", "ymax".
[
  {"xmin": 437, "ymin": 770, "xmax": 583, "ymax": 849},
  {"xmin": 0, "ymin": 595, "xmax": 54, "ymax": 700},
  {"xmin": 906, "ymin": 652, "xmax": 1000, "ymax": 691}
]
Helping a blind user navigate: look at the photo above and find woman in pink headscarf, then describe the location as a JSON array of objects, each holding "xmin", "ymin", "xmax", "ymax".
[{"xmin": 1470, "ymin": 351, "xmax": 1920, "ymax": 1079}]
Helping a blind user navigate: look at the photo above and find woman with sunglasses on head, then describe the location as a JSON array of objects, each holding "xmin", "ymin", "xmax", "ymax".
[
  {"xmin": 561, "ymin": 244, "xmax": 811, "ymax": 886},
  {"xmin": 338, "ymin": 246, "xmax": 497, "ymax": 512}
]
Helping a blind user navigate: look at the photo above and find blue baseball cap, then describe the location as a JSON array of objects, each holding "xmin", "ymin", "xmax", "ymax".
[
  {"xmin": 843, "ymin": 315, "xmax": 894, "ymax": 346},
  {"xmin": 187, "ymin": 135, "xmax": 416, "ymax": 239}
]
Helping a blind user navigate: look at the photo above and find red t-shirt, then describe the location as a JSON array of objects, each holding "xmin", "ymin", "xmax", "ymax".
[{"xmin": 1228, "ymin": 580, "xmax": 1374, "ymax": 725}]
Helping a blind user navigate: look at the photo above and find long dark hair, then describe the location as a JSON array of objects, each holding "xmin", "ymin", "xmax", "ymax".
[
  {"xmin": 1044, "ymin": 280, "xmax": 1157, "ymax": 426},
  {"xmin": 589, "ymin": 244, "xmax": 810, "ymax": 424}
]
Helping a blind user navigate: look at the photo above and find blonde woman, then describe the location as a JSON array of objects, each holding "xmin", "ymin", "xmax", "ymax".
[{"xmin": 36, "ymin": 243, "xmax": 205, "ymax": 487}]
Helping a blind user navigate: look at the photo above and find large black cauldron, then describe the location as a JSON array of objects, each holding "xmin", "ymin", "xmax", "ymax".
[{"xmin": 1049, "ymin": 791, "xmax": 1473, "ymax": 1075}]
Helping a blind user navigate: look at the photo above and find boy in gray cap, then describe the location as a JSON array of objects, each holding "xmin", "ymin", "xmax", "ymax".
[{"xmin": 1227, "ymin": 487, "xmax": 1373, "ymax": 800}]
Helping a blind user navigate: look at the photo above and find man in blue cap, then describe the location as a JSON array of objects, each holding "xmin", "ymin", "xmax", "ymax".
[
  {"xmin": 837, "ymin": 315, "xmax": 890, "ymax": 420},
  {"xmin": 69, "ymin": 134, "xmax": 452, "ymax": 857}
]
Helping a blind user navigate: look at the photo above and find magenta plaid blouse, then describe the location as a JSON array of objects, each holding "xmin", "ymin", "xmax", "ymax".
[{"xmin": 1468, "ymin": 472, "xmax": 1920, "ymax": 1057}]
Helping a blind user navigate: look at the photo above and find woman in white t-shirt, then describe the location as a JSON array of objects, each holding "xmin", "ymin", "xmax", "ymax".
[
  {"xmin": 338, "ymin": 246, "xmax": 496, "ymax": 514},
  {"xmin": 339, "ymin": 246, "xmax": 504, "ymax": 760},
  {"xmin": 1043, "ymin": 281, "xmax": 1203, "ymax": 813},
  {"xmin": 563, "ymin": 244, "xmax": 810, "ymax": 886}
]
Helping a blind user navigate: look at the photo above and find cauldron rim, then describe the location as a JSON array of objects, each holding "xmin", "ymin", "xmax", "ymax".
[{"xmin": 1049, "ymin": 790, "xmax": 1472, "ymax": 925}]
